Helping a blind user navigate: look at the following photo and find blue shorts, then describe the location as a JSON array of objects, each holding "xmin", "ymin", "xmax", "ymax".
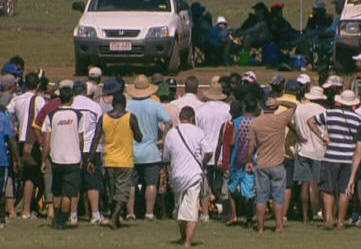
[{"xmin": 228, "ymin": 167, "xmax": 255, "ymax": 199}]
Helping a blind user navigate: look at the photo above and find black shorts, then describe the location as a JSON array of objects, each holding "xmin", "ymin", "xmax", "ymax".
[
  {"xmin": 82, "ymin": 153, "xmax": 103, "ymax": 191},
  {"xmin": 131, "ymin": 163, "xmax": 160, "ymax": 187},
  {"xmin": 284, "ymin": 158, "xmax": 294, "ymax": 189},
  {"xmin": 0, "ymin": 167, "xmax": 9, "ymax": 196},
  {"xmin": 319, "ymin": 161, "xmax": 351, "ymax": 194},
  {"xmin": 52, "ymin": 163, "xmax": 81, "ymax": 198}
]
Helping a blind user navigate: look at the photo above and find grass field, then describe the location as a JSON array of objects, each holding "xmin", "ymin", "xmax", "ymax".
[
  {"xmin": 0, "ymin": 0, "xmax": 337, "ymax": 70},
  {"xmin": 1, "ymin": 218, "xmax": 361, "ymax": 249}
]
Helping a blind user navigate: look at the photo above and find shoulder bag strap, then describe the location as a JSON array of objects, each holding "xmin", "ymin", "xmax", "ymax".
[
  {"xmin": 176, "ymin": 126, "xmax": 204, "ymax": 170},
  {"xmin": 25, "ymin": 95, "xmax": 37, "ymax": 141}
]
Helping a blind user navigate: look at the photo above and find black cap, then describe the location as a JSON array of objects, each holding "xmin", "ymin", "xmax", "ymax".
[
  {"xmin": 285, "ymin": 79, "xmax": 301, "ymax": 93},
  {"xmin": 103, "ymin": 77, "xmax": 124, "ymax": 95},
  {"xmin": 73, "ymin": 80, "xmax": 87, "ymax": 92},
  {"xmin": 252, "ymin": 2, "xmax": 269, "ymax": 11}
]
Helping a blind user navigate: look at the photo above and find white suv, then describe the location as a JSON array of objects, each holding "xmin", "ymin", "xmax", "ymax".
[{"xmin": 72, "ymin": 0, "xmax": 193, "ymax": 75}]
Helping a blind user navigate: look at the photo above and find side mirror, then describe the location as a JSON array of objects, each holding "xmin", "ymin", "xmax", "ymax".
[{"xmin": 72, "ymin": 2, "xmax": 85, "ymax": 12}]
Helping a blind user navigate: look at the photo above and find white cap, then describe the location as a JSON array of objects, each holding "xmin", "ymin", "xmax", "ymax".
[
  {"xmin": 216, "ymin": 16, "xmax": 227, "ymax": 25},
  {"xmin": 297, "ymin": 74, "xmax": 311, "ymax": 85},
  {"xmin": 322, "ymin": 75, "xmax": 343, "ymax": 89},
  {"xmin": 58, "ymin": 79, "xmax": 74, "ymax": 89},
  {"xmin": 352, "ymin": 53, "xmax": 361, "ymax": 61},
  {"xmin": 88, "ymin": 67, "xmax": 102, "ymax": 78},
  {"xmin": 242, "ymin": 71, "xmax": 257, "ymax": 83}
]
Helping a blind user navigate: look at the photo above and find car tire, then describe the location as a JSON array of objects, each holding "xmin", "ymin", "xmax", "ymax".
[
  {"xmin": 4, "ymin": 0, "xmax": 15, "ymax": 16},
  {"xmin": 166, "ymin": 40, "xmax": 180, "ymax": 75},
  {"xmin": 75, "ymin": 55, "xmax": 89, "ymax": 76},
  {"xmin": 182, "ymin": 44, "xmax": 195, "ymax": 70}
]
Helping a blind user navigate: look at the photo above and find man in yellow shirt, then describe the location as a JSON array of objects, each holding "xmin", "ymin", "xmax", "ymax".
[{"xmin": 87, "ymin": 93, "xmax": 142, "ymax": 229}]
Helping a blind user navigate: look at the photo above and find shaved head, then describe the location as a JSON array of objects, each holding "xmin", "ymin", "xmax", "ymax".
[{"xmin": 185, "ymin": 76, "xmax": 199, "ymax": 94}]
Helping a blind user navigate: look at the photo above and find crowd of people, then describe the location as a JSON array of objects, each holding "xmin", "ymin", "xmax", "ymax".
[{"xmin": 2, "ymin": 52, "xmax": 361, "ymax": 247}]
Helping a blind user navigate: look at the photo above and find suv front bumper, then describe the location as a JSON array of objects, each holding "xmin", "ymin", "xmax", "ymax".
[{"xmin": 74, "ymin": 37, "xmax": 175, "ymax": 64}]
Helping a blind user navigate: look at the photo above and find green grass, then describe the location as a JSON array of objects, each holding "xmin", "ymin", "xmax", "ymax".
[
  {"xmin": 1, "ymin": 218, "xmax": 361, "ymax": 249},
  {"xmin": 0, "ymin": 0, "xmax": 337, "ymax": 69}
]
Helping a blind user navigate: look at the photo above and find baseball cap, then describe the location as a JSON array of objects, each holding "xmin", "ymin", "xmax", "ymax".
[
  {"xmin": 269, "ymin": 72, "xmax": 285, "ymax": 86},
  {"xmin": 313, "ymin": 0, "xmax": 326, "ymax": 9},
  {"xmin": 242, "ymin": 71, "xmax": 257, "ymax": 83},
  {"xmin": 285, "ymin": 79, "xmax": 301, "ymax": 93},
  {"xmin": 271, "ymin": 2, "xmax": 284, "ymax": 11},
  {"xmin": 59, "ymin": 79, "xmax": 74, "ymax": 89},
  {"xmin": 352, "ymin": 53, "xmax": 361, "ymax": 61},
  {"xmin": 297, "ymin": 74, "xmax": 311, "ymax": 85},
  {"xmin": 216, "ymin": 16, "xmax": 227, "ymax": 25},
  {"xmin": 0, "ymin": 74, "xmax": 16, "ymax": 89},
  {"xmin": 88, "ymin": 67, "xmax": 102, "ymax": 78},
  {"xmin": 1, "ymin": 63, "xmax": 23, "ymax": 77},
  {"xmin": 73, "ymin": 80, "xmax": 87, "ymax": 92},
  {"xmin": 103, "ymin": 77, "xmax": 124, "ymax": 95},
  {"xmin": 322, "ymin": 75, "xmax": 343, "ymax": 89}
]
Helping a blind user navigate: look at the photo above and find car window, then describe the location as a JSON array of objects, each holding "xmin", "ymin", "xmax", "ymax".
[{"xmin": 88, "ymin": 0, "xmax": 171, "ymax": 12}]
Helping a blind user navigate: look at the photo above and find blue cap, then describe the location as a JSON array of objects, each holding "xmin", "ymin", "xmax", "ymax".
[
  {"xmin": 103, "ymin": 77, "xmax": 124, "ymax": 95},
  {"xmin": 2, "ymin": 63, "xmax": 23, "ymax": 77},
  {"xmin": 73, "ymin": 80, "xmax": 87, "ymax": 92}
]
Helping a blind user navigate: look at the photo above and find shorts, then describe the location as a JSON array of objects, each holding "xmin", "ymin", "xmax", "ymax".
[
  {"xmin": 20, "ymin": 142, "xmax": 43, "ymax": 187},
  {"xmin": 132, "ymin": 163, "xmax": 160, "ymax": 187},
  {"xmin": 284, "ymin": 158, "xmax": 294, "ymax": 188},
  {"xmin": 319, "ymin": 161, "xmax": 351, "ymax": 194},
  {"xmin": 293, "ymin": 154, "xmax": 321, "ymax": 183},
  {"xmin": 52, "ymin": 163, "xmax": 81, "ymax": 198},
  {"xmin": 82, "ymin": 153, "xmax": 103, "ymax": 191},
  {"xmin": 106, "ymin": 167, "xmax": 132, "ymax": 204},
  {"xmin": 228, "ymin": 167, "xmax": 255, "ymax": 199},
  {"xmin": 175, "ymin": 181, "xmax": 201, "ymax": 222},
  {"xmin": 0, "ymin": 167, "xmax": 9, "ymax": 195},
  {"xmin": 255, "ymin": 165, "xmax": 286, "ymax": 205}
]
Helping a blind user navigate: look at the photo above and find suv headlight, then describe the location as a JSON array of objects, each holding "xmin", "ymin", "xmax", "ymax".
[
  {"xmin": 340, "ymin": 22, "xmax": 361, "ymax": 36},
  {"xmin": 146, "ymin": 26, "xmax": 169, "ymax": 38},
  {"xmin": 76, "ymin": 26, "xmax": 97, "ymax": 38}
]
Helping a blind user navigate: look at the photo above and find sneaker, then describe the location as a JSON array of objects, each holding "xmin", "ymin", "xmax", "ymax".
[
  {"xmin": 21, "ymin": 213, "xmax": 37, "ymax": 220},
  {"xmin": 145, "ymin": 213, "xmax": 155, "ymax": 221},
  {"xmin": 68, "ymin": 215, "xmax": 78, "ymax": 226},
  {"xmin": 200, "ymin": 214, "xmax": 209, "ymax": 223},
  {"xmin": 90, "ymin": 215, "xmax": 109, "ymax": 225},
  {"xmin": 126, "ymin": 214, "xmax": 136, "ymax": 221}
]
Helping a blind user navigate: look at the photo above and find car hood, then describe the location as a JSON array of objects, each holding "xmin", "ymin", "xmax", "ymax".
[{"xmin": 80, "ymin": 11, "xmax": 173, "ymax": 29}]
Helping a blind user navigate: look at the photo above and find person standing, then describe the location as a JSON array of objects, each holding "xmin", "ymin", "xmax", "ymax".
[
  {"xmin": 308, "ymin": 90, "xmax": 361, "ymax": 230},
  {"xmin": 246, "ymin": 98, "xmax": 297, "ymax": 233},
  {"xmin": 163, "ymin": 106, "xmax": 212, "ymax": 248},
  {"xmin": 71, "ymin": 81, "xmax": 107, "ymax": 225},
  {"xmin": 171, "ymin": 76, "xmax": 203, "ymax": 111},
  {"xmin": 88, "ymin": 93, "xmax": 142, "ymax": 229},
  {"xmin": 196, "ymin": 76, "xmax": 231, "ymax": 221},
  {"xmin": 7, "ymin": 72, "xmax": 46, "ymax": 219},
  {"xmin": 293, "ymin": 86, "xmax": 327, "ymax": 224},
  {"xmin": 41, "ymin": 86, "xmax": 84, "ymax": 229},
  {"xmin": 126, "ymin": 75, "xmax": 172, "ymax": 221}
]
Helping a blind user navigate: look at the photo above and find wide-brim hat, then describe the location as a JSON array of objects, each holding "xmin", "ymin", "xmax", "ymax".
[
  {"xmin": 305, "ymin": 86, "xmax": 327, "ymax": 100},
  {"xmin": 126, "ymin": 74, "xmax": 158, "ymax": 98},
  {"xmin": 203, "ymin": 76, "xmax": 227, "ymax": 100},
  {"xmin": 335, "ymin": 90, "xmax": 360, "ymax": 106}
]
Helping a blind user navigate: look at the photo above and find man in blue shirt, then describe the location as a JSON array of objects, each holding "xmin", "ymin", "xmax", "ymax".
[
  {"xmin": 126, "ymin": 75, "xmax": 172, "ymax": 221},
  {"xmin": 0, "ymin": 107, "xmax": 21, "ymax": 228}
]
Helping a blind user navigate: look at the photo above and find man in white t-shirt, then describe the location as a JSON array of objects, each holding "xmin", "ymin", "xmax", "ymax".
[
  {"xmin": 293, "ymin": 86, "xmax": 327, "ymax": 224},
  {"xmin": 196, "ymin": 77, "xmax": 231, "ymax": 221},
  {"xmin": 41, "ymin": 86, "xmax": 84, "ymax": 229},
  {"xmin": 164, "ymin": 106, "xmax": 212, "ymax": 248},
  {"xmin": 6, "ymin": 72, "xmax": 46, "ymax": 219},
  {"xmin": 171, "ymin": 76, "xmax": 203, "ymax": 111},
  {"xmin": 71, "ymin": 81, "xmax": 107, "ymax": 225}
]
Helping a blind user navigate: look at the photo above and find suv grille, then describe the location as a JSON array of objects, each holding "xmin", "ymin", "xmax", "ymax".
[
  {"xmin": 98, "ymin": 45, "xmax": 144, "ymax": 56},
  {"xmin": 103, "ymin": 29, "xmax": 140, "ymax": 38}
]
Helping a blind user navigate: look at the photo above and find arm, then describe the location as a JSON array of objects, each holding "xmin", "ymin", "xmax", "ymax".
[
  {"xmin": 214, "ymin": 123, "xmax": 225, "ymax": 167},
  {"xmin": 202, "ymin": 152, "xmax": 212, "ymax": 166},
  {"xmin": 41, "ymin": 132, "xmax": 51, "ymax": 173},
  {"xmin": 246, "ymin": 126, "xmax": 256, "ymax": 171},
  {"xmin": 88, "ymin": 119, "xmax": 103, "ymax": 166},
  {"xmin": 288, "ymin": 122, "xmax": 306, "ymax": 143},
  {"xmin": 307, "ymin": 116, "xmax": 329, "ymax": 144},
  {"xmin": 346, "ymin": 141, "xmax": 361, "ymax": 197},
  {"xmin": 160, "ymin": 121, "xmax": 172, "ymax": 148},
  {"xmin": 130, "ymin": 114, "xmax": 143, "ymax": 143},
  {"xmin": 79, "ymin": 132, "xmax": 84, "ymax": 157},
  {"xmin": 277, "ymin": 100, "xmax": 297, "ymax": 110},
  {"xmin": 8, "ymin": 137, "xmax": 22, "ymax": 174}
]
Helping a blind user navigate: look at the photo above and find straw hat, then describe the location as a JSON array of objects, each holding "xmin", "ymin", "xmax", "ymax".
[
  {"xmin": 126, "ymin": 75, "xmax": 158, "ymax": 98},
  {"xmin": 335, "ymin": 90, "xmax": 360, "ymax": 106},
  {"xmin": 203, "ymin": 76, "xmax": 227, "ymax": 100},
  {"xmin": 305, "ymin": 86, "xmax": 327, "ymax": 100}
]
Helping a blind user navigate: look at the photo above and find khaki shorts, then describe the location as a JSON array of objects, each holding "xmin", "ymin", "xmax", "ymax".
[{"xmin": 175, "ymin": 181, "xmax": 201, "ymax": 222}]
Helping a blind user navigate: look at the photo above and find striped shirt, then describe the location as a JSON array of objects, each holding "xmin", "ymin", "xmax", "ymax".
[{"xmin": 315, "ymin": 108, "xmax": 361, "ymax": 164}]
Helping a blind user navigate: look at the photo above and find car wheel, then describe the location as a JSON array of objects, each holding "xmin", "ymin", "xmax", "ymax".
[
  {"xmin": 182, "ymin": 44, "xmax": 195, "ymax": 70},
  {"xmin": 166, "ymin": 40, "xmax": 180, "ymax": 75},
  {"xmin": 5, "ymin": 0, "xmax": 15, "ymax": 16},
  {"xmin": 75, "ymin": 56, "xmax": 89, "ymax": 76}
]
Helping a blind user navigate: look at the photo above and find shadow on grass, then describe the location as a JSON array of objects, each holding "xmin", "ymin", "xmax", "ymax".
[{"xmin": 169, "ymin": 239, "xmax": 204, "ymax": 247}]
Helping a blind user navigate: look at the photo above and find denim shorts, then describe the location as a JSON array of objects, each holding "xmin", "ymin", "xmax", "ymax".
[
  {"xmin": 293, "ymin": 154, "xmax": 321, "ymax": 183},
  {"xmin": 255, "ymin": 165, "xmax": 286, "ymax": 205}
]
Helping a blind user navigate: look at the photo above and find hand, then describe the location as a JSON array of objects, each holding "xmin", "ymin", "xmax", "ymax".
[
  {"xmin": 87, "ymin": 162, "xmax": 95, "ymax": 175},
  {"xmin": 266, "ymin": 98, "xmax": 278, "ymax": 109},
  {"xmin": 321, "ymin": 134, "xmax": 330, "ymax": 144},
  {"xmin": 12, "ymin": 160, "xmax": 21, "ymax": 175},
  {"xmin": 41, "ymin": 162, "xmax": 48, "ymax": 174},
  {"xmin": 245, "ymin": 162, "xmax": 253, "ymax": 172},
  {"xmin": 346, "ymin": 180, "xmax": 355, "ymax": 198}
]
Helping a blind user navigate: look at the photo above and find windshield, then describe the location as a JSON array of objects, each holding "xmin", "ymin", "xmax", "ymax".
[
  {"xmin": 348, "ymin": 0, "xmax": 361, "ymax": 5},
  {"xmin": 88, "ymin": 0, "xmax": 172, "ymax": 12}
]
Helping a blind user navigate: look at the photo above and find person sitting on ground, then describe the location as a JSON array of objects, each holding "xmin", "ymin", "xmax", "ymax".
[
  {"xmin": 41, "ymin": 86, "xmax": 84, "ymax": 229},
  {"xmin": 163, "ymin": 106, "xmax": 212, "ymax": 248},
  {"xmin": 88, "ymin": 92, "xmax": 142, "ymax": 229},
  {"xmin": 246, "ymin": 97, "xmax": 297, "ymax": 233}
]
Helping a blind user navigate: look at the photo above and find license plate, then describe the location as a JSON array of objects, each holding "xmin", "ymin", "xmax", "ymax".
[{"xmin": 109, "ymin": 42, "xmax": 132, "ymax": 51}]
